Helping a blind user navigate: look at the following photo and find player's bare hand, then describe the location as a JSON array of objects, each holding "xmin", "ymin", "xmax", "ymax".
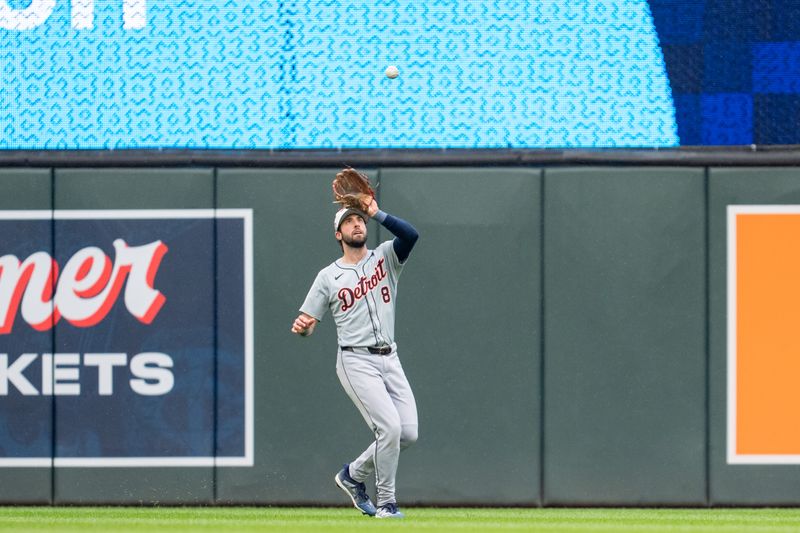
[
  {"xmin": 291, "ymin": 313, "xmax": 316, "ymax": 336},
  {"xmin": 362, "ymin": 196, "xmax": 379, "ymax": 217}
]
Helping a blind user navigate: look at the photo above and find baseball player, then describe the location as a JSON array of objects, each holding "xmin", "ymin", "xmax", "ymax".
[{"xmin": 291, "ymin": 192, "xmax": 419, "ymax": 519}]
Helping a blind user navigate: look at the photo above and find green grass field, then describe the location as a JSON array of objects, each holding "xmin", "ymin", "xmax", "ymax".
[{"xmin": 1, "ymin": 507, "xmax": 800, "ymax": 533}]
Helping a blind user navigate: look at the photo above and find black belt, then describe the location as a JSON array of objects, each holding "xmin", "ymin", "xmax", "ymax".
[{"xmin": 340, "ymin": 345, "xmax": 392, "ymax": 355}]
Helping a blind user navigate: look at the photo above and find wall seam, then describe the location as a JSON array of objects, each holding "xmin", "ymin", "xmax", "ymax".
[
  {"xmin": 704, "ymin": 166, "xmax": 711, "ymax": 507},
  {"xmin": 213, "ymin": 167, "xmax": 219, "ymax": 503},
  {"xmin": 50, "ymin": 167, "xmax": 56, "ymax": 505},
  {"xmin": 539, "ymin": 168, "xmax": 546, "ymax": 507}
]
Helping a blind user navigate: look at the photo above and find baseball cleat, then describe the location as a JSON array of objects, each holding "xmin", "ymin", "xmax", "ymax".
[
  {"xmin": 375, "ymin": 502, "xmax": 405, "ymax": 519},
  {"xmin": 334, "ymin": 464, "xmax": 376, "ymax": 516}
]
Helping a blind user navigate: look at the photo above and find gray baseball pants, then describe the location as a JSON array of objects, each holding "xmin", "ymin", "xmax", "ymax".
[{"xmin": 336, "ymin": 347, "xmax": 418, "ymax": 507}]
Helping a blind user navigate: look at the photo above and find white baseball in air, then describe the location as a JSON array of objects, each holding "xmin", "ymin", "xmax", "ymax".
[{"xmin": 385, "ymin": 65, "xmax": 399, "ymax": 79}]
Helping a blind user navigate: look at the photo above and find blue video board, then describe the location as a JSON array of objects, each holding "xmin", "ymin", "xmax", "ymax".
[{"xmin": 1, "ymin": 0, "xmax": 678, "ymax": 149}]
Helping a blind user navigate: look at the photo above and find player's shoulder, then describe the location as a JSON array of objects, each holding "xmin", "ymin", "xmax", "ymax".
[
  {"xmin": 376, "ymin": 240, "xmax": 395, "ymax": 255},
  {"xmin": 375, "ymin": 239, "xmax": 404, "ymax": 264}
]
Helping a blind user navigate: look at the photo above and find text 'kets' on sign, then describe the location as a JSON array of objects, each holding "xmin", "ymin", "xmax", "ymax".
[
  {"xmin": 0, "ymin": 352, "xmax": 174, "ymax": 396},
  {"xmin": 728, "ymin": 206, "xmax": 800, "ymax": 464}
]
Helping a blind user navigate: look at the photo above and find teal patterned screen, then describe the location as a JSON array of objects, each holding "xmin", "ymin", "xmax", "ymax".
[{"xmin": 1, "ymin": 1, "xmax": 678, "ymax": 149}]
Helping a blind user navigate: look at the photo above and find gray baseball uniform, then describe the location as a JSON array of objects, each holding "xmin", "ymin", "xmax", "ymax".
[{"xmin": 300, "ymin": 239, "xmax": 418, "ymax": 507}]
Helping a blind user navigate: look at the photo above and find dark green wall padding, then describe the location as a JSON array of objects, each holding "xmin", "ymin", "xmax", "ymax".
[
  {"xmin": 379, "ymin": 168, "xmax": 542, "ymax": 505},
  {"xmin": 543, "ymin": 168, "xmax": 706, "ymax": 505},
  {"xmin": 2, "ymin": 165, "xmax": 800, "ymax": 505}
]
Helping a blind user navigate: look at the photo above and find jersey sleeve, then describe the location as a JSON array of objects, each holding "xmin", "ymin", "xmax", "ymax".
[
  {"xmin": 299, "ymin": 271, "xmax": 329, "ymax": 321},
  {"xmin": 376, "ymin": 212, "xmax": 418, "ymax": 263},
  {"xmin": 377, "ymin": 240, "xmax": 404, "ymax": 279}
]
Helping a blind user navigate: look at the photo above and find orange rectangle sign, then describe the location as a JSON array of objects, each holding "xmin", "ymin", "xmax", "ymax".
[{"xmin": 729, "ymin": 206, "xmax": 800, "ymax": 463}]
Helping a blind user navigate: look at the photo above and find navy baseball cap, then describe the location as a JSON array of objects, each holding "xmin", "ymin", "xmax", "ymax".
[{"xmin": 334, "ymin": 207, "xmax": 368, "ymax": 231}]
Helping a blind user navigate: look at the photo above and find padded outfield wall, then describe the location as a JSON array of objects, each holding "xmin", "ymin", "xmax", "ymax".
[{"xmin": 1, "ymin": 161, "xmax": 800, "ymax": 506}]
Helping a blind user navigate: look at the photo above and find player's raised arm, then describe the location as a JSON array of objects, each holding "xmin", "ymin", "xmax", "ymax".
[
  {"xmin": 291, "ymin": 312, "xmax": 317, "ymax": 336},
  {"xmin": 363, "ymin": 197, "xmax": 419, "ymax": 263}
]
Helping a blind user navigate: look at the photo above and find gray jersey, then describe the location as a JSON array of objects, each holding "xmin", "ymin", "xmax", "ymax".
[{"xmin": 300, "ymin": 240, "xmax": 403, "ymax": 347}]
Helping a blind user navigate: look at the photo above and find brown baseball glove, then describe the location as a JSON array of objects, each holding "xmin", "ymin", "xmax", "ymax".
[{"xmin": 332, "ymin": 168, "xmax": 375, "ymax": 210}]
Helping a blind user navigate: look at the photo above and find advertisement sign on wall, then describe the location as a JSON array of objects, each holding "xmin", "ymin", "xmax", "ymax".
[
  {"xmin": 0, "ymin": 209, "xmax": 253, "ymax": 467},
  {"xmin": 728, "ymin": 206, "xmax": 800, "ymax": 464}
]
